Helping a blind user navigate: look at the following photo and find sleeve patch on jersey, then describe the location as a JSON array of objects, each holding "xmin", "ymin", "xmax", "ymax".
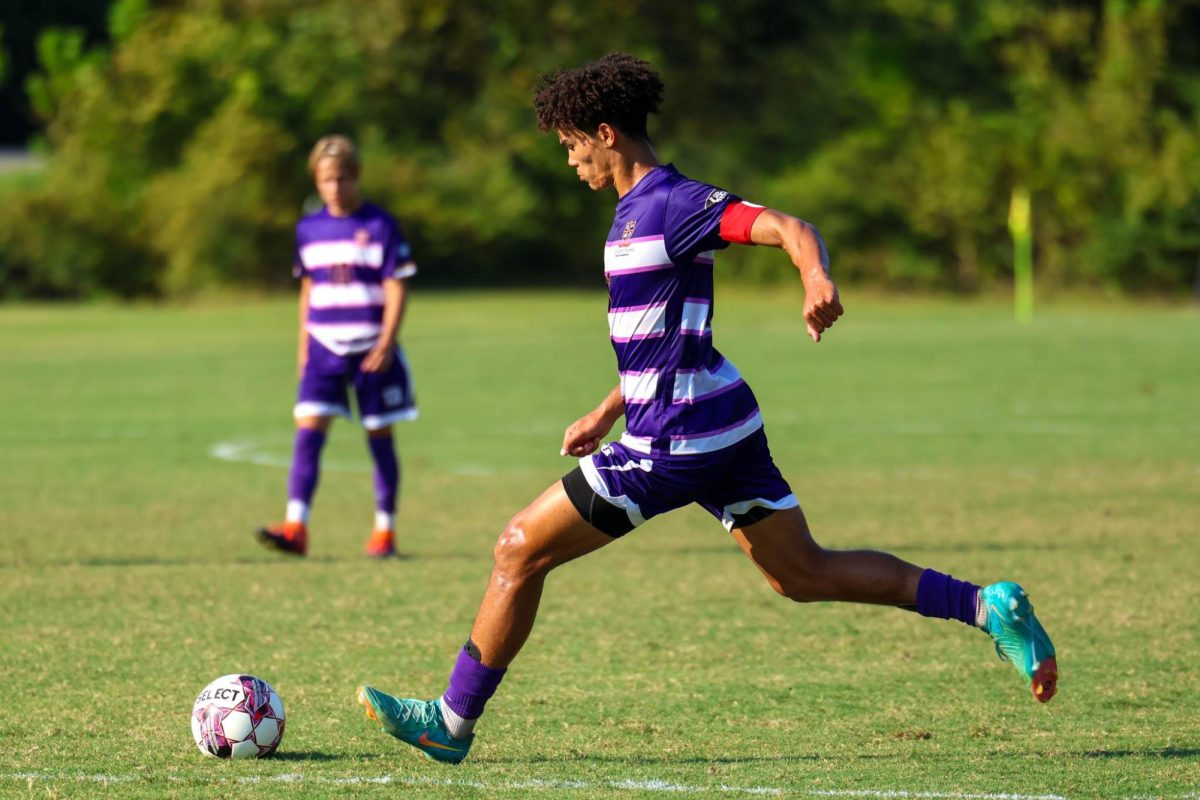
[
  {"xmin": 719, "ymin": 201, "xmax": 767, "ymax": 244},
  {"xmin": 703, "ymin": 189, "xmax": 730, "ymax": 211}
]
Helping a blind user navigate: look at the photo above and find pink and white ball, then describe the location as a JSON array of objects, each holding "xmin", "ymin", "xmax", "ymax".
[{"xmin": 191, "ymin": 674, "xmax": 285, "ymax": 758}]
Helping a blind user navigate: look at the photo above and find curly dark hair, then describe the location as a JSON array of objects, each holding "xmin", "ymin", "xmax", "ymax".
[{"xmin": 534, "ymin": 52, "xmax": 664, "ymax": 140}]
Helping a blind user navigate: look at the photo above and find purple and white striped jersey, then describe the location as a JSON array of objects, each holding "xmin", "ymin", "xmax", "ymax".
[
  {"xmin": 294, "ymin": 202, "xmax": 417, "ymax": 356},
  {"xmin": 605, "ymin": 164, "xmax": 761, "ymax": 457}
]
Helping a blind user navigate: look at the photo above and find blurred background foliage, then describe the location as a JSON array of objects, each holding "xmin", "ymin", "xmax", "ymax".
[{"xmin": 1, "ymin": 0, "xmax": 1199, "ymax": 298}]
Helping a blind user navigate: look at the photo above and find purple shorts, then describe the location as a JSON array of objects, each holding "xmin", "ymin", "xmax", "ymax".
[
  {"xmin": 295, "ymin": 336, "xmax": 417, "ymax": 430},
  {"xmin": 577, "ymin": 427, "xmax": 797, "ymax": 532}
]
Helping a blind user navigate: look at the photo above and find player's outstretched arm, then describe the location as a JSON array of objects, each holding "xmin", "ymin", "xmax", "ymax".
[
  {"xmin": 747, "ymin": 209, "xmax": 843, "ymax": 343},
  {"xmin": 560, "ymin": 384, "xmax": 624, "ymax": 457}
]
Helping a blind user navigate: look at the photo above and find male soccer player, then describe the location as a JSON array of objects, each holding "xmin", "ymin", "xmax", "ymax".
[
  {"xmin": 257, "ymin": 135, "xmax": 418, "ymax": 558},
  {"xmin": 357, "ymin": 53, "xmax": 1057, "ymax": 762}
]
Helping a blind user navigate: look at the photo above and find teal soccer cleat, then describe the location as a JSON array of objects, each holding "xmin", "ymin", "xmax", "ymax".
[
  {"xmin": 356, "ymin": 685, "xmax": 473, "ymax": 764},
  {"xmin": 981, "ymin": 582, "xmax": 1058, "ymax": 703}
]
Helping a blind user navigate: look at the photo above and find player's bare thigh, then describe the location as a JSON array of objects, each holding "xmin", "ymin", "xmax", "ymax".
[
  {"xmin": 493, "ymin": 480, "xmax": 615, "ymax": 577},
  {"xmin": 366, "ymin": 424, "xmax": 392, "ymax": 439},
  {"xmin": 729, "ymin": 505, "xmax": 823, "ymax": 597},
  {"xmin": 731, "ymin": 505, "xmax": 921, "ymax": 605},
  {"xmin": 296, "ymin": 415, "xmax": 333, "ymax": 433}
]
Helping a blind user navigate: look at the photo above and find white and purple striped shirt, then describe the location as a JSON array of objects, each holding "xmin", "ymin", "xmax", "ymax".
[
  {"xmin": 294, "ymin": 203, "xmax": 417, "ymax": 355},
  {"xmin": 604, "ymin": 165, "xmax": 761, "ymax": 456}
]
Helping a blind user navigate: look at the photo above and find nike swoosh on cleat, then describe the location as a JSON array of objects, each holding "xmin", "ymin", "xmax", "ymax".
[{"xmin": 418, "ymin": 733, "xmax": 465, "ymax": 752}]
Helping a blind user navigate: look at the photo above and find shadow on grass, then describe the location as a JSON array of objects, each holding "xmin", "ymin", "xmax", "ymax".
[
  {"xmin": 634, "ymin": 541, "xmax": 1068, "ymax": 559},
  {"xmin": 0, "ymin": 550, "xmax": 493, "ymax": 569},
  {"xmin": 0, "ymin": 557, "xmax": 231, "ymax": 569},
  {"xmin": 1079, "ymin": 747, "xmax": 1200, "ymax": 759},
  {"xmin": 488, "ymin": 752, "xmax": 836, "ymax": 766},
  {"xmin": 0, "ymin": 557, "xmax": 370, "ymax": 568},
  {"xmin": 874, "ymin": 541, "xmax": 1067, "ymax": 554},
  {"xmin": 268, "ymin": 751, "xmax": 343, "ymax": 762},
  {"xmin": 494, "ymin": 747, "xmax": 1200, "ymax": 767}
]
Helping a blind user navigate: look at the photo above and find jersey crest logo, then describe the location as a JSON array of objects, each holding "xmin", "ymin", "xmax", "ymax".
[
  {"xmin": 354, "ymin": 228, "xmax": 371, "ymax": 247},
  {"xmin": 621, "ymin": 219, "xmax": 638, "ymax": 241},
  {"xmin": 704, "ymin": 189, "xmax": 729, "ymax": 210}
]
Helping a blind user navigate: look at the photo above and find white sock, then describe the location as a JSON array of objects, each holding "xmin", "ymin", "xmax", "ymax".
[
  {"xmin": 374, "ymin": 510, "xmax": 395, "ymax": 531},
  {"xmin": 286, "ymin": 500, "xmax": 310, "ymax": 524},
  {"xmin": 438, "ymin": 697, "xmax": 477, "ymax": 739},
  {"xmin": 974, "ymin": 590, "xmax": 988, "ymax": 628}
]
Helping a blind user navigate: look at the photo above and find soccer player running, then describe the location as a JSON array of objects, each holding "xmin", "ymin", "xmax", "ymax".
[
  {"xmin": 257, "ymin": 135, "xmax": 418, "ymax": 558},
  {"xmin": 357, "ymin": 54, "xmax": 1057, "ymax": 762}
]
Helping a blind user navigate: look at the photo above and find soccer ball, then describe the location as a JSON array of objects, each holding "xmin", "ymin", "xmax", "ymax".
[{"xmin": 191, "ymin": 674, "xmax": 286, "ymax": 758}]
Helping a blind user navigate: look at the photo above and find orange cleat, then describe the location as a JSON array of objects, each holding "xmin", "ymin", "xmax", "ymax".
[
  {"xmin": 365, "ymin": 528, "xmax": 396, "ymax": 558},
  {"xmin": 255, "ymin": 522, "xmax": 308, "ymax": 556}
]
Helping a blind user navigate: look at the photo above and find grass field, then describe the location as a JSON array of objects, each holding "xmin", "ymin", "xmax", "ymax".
[{"xmin": 0, "ymin": 289, "xmax": 1197, "ymax": 799}]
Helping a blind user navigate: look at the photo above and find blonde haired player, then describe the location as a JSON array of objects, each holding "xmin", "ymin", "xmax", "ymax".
[{"xmin": 257, "ymin": 136, "xmax": 418, "ymax": 558}]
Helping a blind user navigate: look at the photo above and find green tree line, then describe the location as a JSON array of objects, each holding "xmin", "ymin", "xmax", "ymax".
[{"xmin": 1, "ymin": 0, "xmax": 1198, "ymax": 298}]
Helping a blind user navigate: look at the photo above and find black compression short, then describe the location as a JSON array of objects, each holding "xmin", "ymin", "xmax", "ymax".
[{"xmin": 561, "ymin": 467, "xmax": 636, "ymax": 538}]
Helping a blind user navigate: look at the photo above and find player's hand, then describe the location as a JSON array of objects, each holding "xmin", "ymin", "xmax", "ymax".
[
  {"xmin": 802, "ymin": 273, "xmax": 844, "ymax": 343},
  {"xmin": 360, "ymin": 343, "xmax": 394, "ymax": 373},
  {"xmin": 297, "ymin": 347, "xmax": 308, "ymax": 378},
  {"xmin": 560, "ymin": 412, "xmax": 613, "ymax": 458}
]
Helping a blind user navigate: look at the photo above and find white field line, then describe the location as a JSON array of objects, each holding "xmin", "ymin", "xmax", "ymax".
[
  {"xmin": 0, "ymin": 771, "xmax": 1086, "ymax": 799},
  {"xmin": 209, "ymin": 439, "xmax": 371, "ymax": 474},
  {"xmin": 208, "ymin": 439, "xmax": 496, "ymax": 477}
]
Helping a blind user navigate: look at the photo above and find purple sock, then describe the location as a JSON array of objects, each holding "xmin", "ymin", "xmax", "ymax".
[
  {"xmin": 442, "ymin": 643, "xmax": 506, "ymax": 721},
  {"xmin": 287, "ymin": 428, "xmax": 326, "ymax": 504},
  {"xmin": 915, "ymin": 569, "xmax": 981, "ymax": 627},
  {"xmin": 367, "ymin": 433, "xmax": 400, "ymax": 513}
]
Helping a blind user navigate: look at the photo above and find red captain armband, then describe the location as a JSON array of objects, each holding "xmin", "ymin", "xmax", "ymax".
[{"xmin": 719, "ymin": 201, "xmax": 767, "ymax": 245}]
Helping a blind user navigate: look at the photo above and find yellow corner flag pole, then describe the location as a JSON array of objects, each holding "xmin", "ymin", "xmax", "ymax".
[{"xmin": 1009, "ymin": 186, "xmax": 1033, "ymax": 324}]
